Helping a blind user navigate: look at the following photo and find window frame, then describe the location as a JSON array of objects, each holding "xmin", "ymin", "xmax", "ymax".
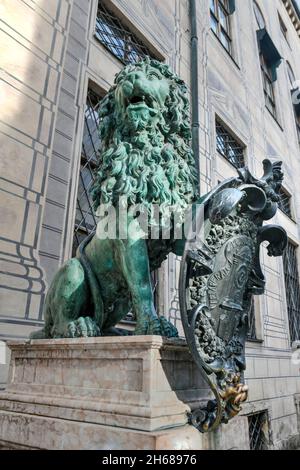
[
  {"xmin": 278, "ymin": 13, "xmax": 288, "ymax": 42},
  {"xmin": 286, "ymin": 62, "xmax": 300, "ymax": 147},
  {"xmin": 283, "ymin": 240, "xmax": 300, "ymax": 345},
  {"xmin": 278, "ymin": 186, "xmax": 293, "ymax": 219},
  {"xmin": 260, "ymin": 52, "xmax": 277, "ymax": 119},
  {"xmin": 253, "ymin": 1, "xmax": 266, "ymax": 30},
  {"xmin": 210, "ymin": 0, "xmax": 233, "ymax": 56},
  {"xmin": 94, "ymin": 1, "xmax": 160, "ymax": 65},
  {"xmin": 72, "ymin": 87, "xmax": 104, "ymax": 257},
  {"xmin": 215, "ymin": 118, "xmax": 246, "ymax": 169},
  {"xmin": 248, "ymin": 411, "xmax": 269, "ymax": 450}
]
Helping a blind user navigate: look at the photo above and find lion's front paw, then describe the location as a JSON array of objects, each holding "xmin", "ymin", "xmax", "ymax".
[
  {"xmin": 134, "ymin": 316, "xmax": 178, "ymax": 338},
  {"xmin": 66, "ymin": 316, "xmax": 101, "ymax": 338}
]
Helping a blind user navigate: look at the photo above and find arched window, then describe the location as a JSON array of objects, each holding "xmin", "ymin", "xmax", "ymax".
[
  {"xmin": 287, "ymin": 61, "xmax": 296, "ymax": 89},
  {"xmin": 286, "ymin": 62, "xmax": 300, "ymax": 145},
  {"xmin": 253, "ymin": 1, "xmax": 265, "ymax": 30}
]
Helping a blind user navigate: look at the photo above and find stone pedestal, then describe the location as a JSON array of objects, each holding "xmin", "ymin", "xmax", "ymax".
[{"xmin": 0, "ymin": 336, "xmax": 210, "ymax": 450}]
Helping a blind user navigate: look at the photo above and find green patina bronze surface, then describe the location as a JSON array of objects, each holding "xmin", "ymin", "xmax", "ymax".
[{"xmin": 31, "ymin": 58, "xmax": 198, "ymax": 339}]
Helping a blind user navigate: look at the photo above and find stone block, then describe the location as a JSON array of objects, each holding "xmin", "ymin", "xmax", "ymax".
[{"xmin": 0, "ymin": 336, "xmax": 210, "ymax": 450}]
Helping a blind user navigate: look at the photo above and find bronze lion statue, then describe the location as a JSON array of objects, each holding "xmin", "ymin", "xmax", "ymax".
[{"xmin": 31, "ymin": 58, "xmax": 198, "ymax": 339}]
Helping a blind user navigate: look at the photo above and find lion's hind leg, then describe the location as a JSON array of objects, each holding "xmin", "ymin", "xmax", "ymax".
[{"xmin": 35, "ymin": 258, "xmax": 101, "ymax": 338}]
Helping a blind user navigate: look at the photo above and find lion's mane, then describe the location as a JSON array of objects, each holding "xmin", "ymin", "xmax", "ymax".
[{"xmin": 91, "ymin": 58, "xmax": 198, "ymax": 228}]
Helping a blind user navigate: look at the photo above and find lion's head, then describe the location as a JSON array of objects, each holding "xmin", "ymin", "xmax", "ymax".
[{"xmin": 92, "ymin": 58, "xmax": 198, "ymax": 227}]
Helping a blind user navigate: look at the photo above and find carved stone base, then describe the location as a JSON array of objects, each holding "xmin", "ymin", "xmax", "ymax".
[{"xmin": 0, "ymin": 336, "xmax": 209, "ymax": 450}]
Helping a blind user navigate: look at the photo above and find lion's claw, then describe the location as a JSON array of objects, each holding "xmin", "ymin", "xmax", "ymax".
[
  {"xmin": 134, "ymin": 316, "xmax": 178, "ymax": 338},
  {"xmin": 66, "ymin": 316, "xmax": 101, "ymax": 338}
]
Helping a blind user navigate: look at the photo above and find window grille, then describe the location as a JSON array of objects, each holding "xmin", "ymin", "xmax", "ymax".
[
  {"xmin": 248, "ymin": 411, "xmax": 269, "ymax": 450},
  {"xmin": 72, "ymin": 88, "xmax": 103, "ymax": 257},
  {"xmin": 278, "ymin": 187, "xmax": 292, "ymax": 218},
  {"xmin": 296, "ymin": 118, "xmax": 300, "ymax": 145},
  {"xmin": 210, "ymin": 0, "xmax": 233, "ymax": 54},
  {"xmin": 260, "ymin": 53, "xmax": 277, "ymax": 119},
  {"xmin": 95, "ymin": 2, "xmax": 157, "ymax": 64},
  {"xmin": 216, "ymin": 120, "xmax": 245, "ymax": 168},
  {"xmin": 283, "ymin": 241, "xmax": 300, "ymax": 343},
  {"xmin": 247, "ymin": 296, "xmax": 257, "ymax": 341}
]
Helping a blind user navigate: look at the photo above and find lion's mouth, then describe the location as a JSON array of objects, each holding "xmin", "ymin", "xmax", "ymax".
[{"xmin": 126, "ymin": 94, "xmax": 157, "ymax": 110}]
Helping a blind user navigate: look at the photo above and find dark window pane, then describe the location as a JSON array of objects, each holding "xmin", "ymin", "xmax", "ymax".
[
  {"xmin": 210, "ymin": 13, "xmax": 218, "ymax": 34},
  {"xmin": 278, "ymin": 188, "xmax": 292, "ymax": 218},
  {"xmin": 296, "ymin": 121, "xmax": 300, "ymax": 144},
  {"xmin": 248, "ymin": 411, "xmax": 269, "ymax": 450},
  {"xmin": 219, "ymin": 5, "xmax": 228, "ymax": 31},
  {"xmin": 260, "ymin": 54, "xmax": 277, "ymax": 118},
  {"xmin": 216, "ymin": 120, "xmax": 245, "ymax": 169},
  {"xmin": 72, "ymin": 88, "xmax": 103, "ymax": 256},
  {"xmin": 210, "ymin": 0, "xmax": 233, "ymax": 55},
  {"xmin": 278, "ymin": 14, "xmax": 288, "ymax": 40},
  {"xmin": 283, "ymin": 242, "xmax": 300, "ymax": 343},
  {"xmin": 253, "ymin": 1, "xmax": 265, "ymax": 29},
  {"xmin": 220, "ymin": 30, "xmax": 231, "ymax": 52}
]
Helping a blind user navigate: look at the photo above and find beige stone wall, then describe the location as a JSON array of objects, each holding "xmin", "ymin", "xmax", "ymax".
[
  {"xmin": 0, "ymin": 0, "xmax": 300, "ymax": 449},
  {"xmin": 0, "ymin": 0, "xmax": 72, "ymax": 339}
]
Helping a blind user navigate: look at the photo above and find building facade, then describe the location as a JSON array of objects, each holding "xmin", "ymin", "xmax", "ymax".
[{"xmin": 0, "ymin": 0, "xmax": 300, "ymax": 449}]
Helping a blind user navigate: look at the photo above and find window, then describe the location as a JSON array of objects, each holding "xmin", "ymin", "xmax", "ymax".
[
  {"xmin": 278, "ymin": 13, "xmax": 288, "ymax": 41},
  {"xmin": 253, "ymin": 1, "xmax": 265, "ymax": 30},
  {"xmin": 287, "ymin": 62, "xmax": 300, "ymax": 146},
  {"xmin": 283, "ymin": 241, "xmax": 300, "ymax": 343},
  {"xmin": 260, "ymin": 53, "xmax": 277, "ymax": 118},
  {"xmin": 210, "ymin": 0, "xmax": 233, "ymax": 54},
  {"xmin": 278, "ymin": 187, "xmax": 292, "ymax": 218},
  {"xmin": 216, "ymin": 119, "xmax": 245, "ymax": 168},
  {"xmin": 295, "ymin": 114, "xmax": 300, "ymax": 145},
  {"xmin": 72, "ymin": 88, "xmax": 103, "ymax": 256},
  {"xmin": 248, "ymin": 411, "xmax": 269, "ymax": 450},
  {"xmin": 95, "ymin": 2, "xmax": 158, "ymax": 64},
  {"xmin": 255, "ymin": 11, "xmax": 282, "ymax": 121},
  {"xmin": 287, "ymin": 61, "xmax": 296, "ymax": 88},
  {"xmin": 247, "ymin": 296, "xmax": 257, "ymax": 341}
]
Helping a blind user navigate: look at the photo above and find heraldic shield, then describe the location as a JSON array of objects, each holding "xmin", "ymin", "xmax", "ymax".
[{"xmin": 179, "ymin": 160, "xmax": 288, "ymax": 433}]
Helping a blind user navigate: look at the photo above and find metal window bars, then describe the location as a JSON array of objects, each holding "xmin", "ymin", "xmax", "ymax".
[
  {"xmin": 72, "ymin": 88, "xmax": 103, "ymax": 257},
  {"xmin": 247, "ymin": 296, "xmax": 257, "ymax": 341},
  {"xmin": 216, "ymin": 120, "xmax": 245, "ymax": 169},
  {"xmin": 296, "ymin": 117, "xmax": 300, "ymax": 145},
  {"xmin": 278, "ymin": 187, "xmax": 292, "ymax": 218},
  {"xmin": 283, "ymin": 241, "xmax": 300, "ymax": 343},
  {"xmin": 95, "ymin": 2, "xmax": 157, "ymax": 65},
  {"xmin": 248, "ymin": 411, "xmax": 269, "ymax": 450}
]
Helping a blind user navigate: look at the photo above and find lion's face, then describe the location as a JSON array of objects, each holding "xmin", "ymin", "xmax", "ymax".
[
  {"xmin": 114, "ymin": 63, "xmax": 170, "ymax": 132},
  {"xmin": 92, "ymin": 59, "xmax": 198, "ymax": 214}
]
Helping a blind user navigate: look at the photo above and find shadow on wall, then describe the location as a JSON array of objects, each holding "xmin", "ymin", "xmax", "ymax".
[{"xmin": 0, "ymin": 0, "xmax": 72, "ymax": 380}]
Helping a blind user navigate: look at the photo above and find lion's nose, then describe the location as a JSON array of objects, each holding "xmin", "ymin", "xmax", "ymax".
[{"xmin": 127, "ymin": 71, "xmax": 144, "ymax": 84}]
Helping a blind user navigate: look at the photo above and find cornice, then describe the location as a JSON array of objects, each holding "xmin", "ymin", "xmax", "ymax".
[{"xmin": 282, "ymin": 0, "xmax": 300, "ymax": 37}]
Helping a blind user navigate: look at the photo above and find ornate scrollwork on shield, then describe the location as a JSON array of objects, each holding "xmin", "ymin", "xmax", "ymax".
[{"xmin": 179, "ymin": 160, "xmax": 287, "ymax": 433}]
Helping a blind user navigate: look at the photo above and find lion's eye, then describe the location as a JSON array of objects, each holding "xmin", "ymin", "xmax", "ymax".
[{"xmin": 148, "ymin": 72, "xmax": 161, "ymax": 80}]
